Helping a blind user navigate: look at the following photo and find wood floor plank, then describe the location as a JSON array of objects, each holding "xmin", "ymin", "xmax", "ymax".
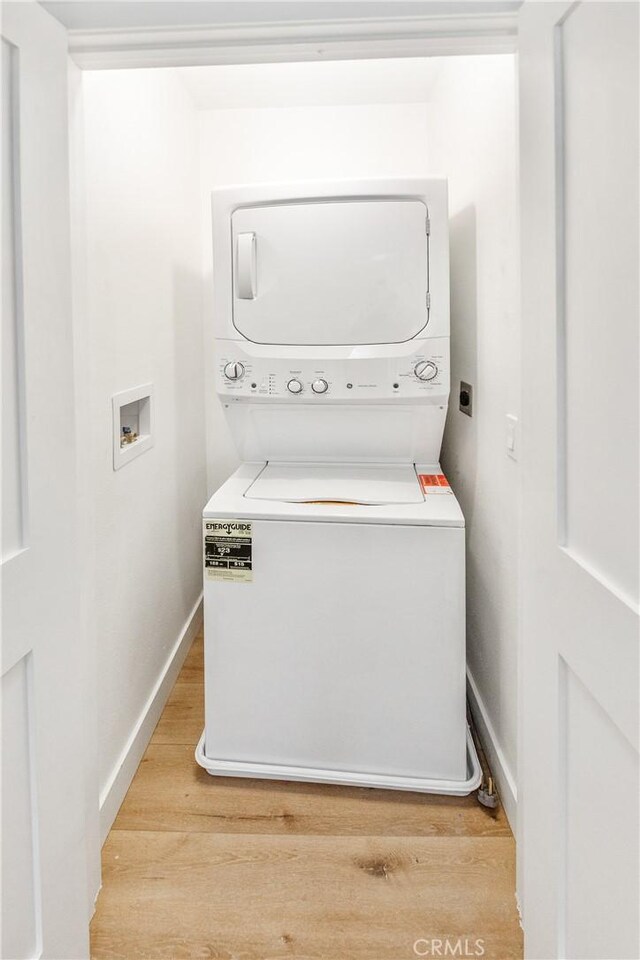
[
  {"xmin": 94, "ymin": 635, "xmax": 522, "ymax": 959},
  {"xmin": 113, "ymin": 743, "xmax": 510, "ymax": 838},
  {"xmin": 151, "ymin": 683, "xmax": 204, "ymax": 745},
  {"xmin": 178, "ymin": 633, "xmax": 204, "ymax": 685},
  {"xmin": 91, "ymin": 831, "xmax": 522, "ymax": 960}
]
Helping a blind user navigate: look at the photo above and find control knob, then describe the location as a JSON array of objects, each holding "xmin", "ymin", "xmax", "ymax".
[
  {"xmin": 414, "ymin": 360, "xmax": 438, "ymax": 382},
  {"xmin": 287, "ymin": 378, "xmax": 303, "ymax": 394},
  {"xmin": 223, "ymin": 361, "xmax": 245, "ymax": 381},
  {"xmin": 311, "ymin": 378, "xmax": 329, "ymax": 394}
]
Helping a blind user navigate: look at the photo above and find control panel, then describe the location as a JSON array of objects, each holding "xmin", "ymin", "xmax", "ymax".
[{"xmin": 216, "ymin": 340, "xmax": 449, "ymax": 401}]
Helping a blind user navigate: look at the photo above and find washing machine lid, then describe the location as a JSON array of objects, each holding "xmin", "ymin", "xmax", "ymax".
[{"xmin": 244, "ymin": 462, "xmax": 425, "ymax": 505}]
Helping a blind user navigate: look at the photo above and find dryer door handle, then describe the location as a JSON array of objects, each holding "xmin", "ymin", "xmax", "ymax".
[{"xmin": 236, "ymin": 232, "xmax": 257, "ymax": 300}]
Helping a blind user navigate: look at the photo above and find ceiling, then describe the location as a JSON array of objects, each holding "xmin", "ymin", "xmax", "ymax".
[
  {"xmin": 40, "ymin": 1, "xmax": 522, "ymax": 33},
  {"xmin": 176, "ymin": 55, "xmax": 448, "ymax": 110}
]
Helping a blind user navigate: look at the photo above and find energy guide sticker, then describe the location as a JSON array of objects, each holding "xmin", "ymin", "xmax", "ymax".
[{"xmin": 203, "ymin": 519, "xmax": 253, "ymax": 583}]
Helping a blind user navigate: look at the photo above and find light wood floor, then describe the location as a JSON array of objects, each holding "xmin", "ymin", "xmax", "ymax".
[{"xmin": 91, "ymin": 631, "xmax": 523, "ymax": 959}]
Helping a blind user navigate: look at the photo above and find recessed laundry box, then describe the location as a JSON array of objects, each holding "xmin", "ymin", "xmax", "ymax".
[{"xmin": 198, "ymin": 179, "xmax": 480, "ymax": 795}]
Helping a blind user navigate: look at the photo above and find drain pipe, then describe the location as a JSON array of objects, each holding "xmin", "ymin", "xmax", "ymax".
[{"xmin": 467, "ymin": 707, "xmax": 499, "ymax": 810}]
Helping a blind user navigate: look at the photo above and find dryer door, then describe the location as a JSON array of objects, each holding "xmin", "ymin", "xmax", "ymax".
[{"xmin": 231, "ymin": 199, "xmax": 429, "ymax": 345}]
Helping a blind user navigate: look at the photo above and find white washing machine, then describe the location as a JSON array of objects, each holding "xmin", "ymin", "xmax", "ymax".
[{"xmin": 196, "ymin": 179, "xmax": 480, "ymax": 795}]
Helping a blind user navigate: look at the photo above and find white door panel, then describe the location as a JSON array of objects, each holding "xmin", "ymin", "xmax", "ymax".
[
  {"xmin": 518, "ymin": 3, "xmax": 639, "ymax": 958},
  {"xmin": 1, "ymin": 35, "xmax": 25, "ymax": 563},
  {"xmin": 232, "ymin": 200, "xmax": 429, "ymax": 345},
  {"xmin": 561, "ymin": 3, "xmax": 639, "ymax": 606},
  {"xmin": 1, "ymin": 4, "xmax": 91, "ymax": 957}
]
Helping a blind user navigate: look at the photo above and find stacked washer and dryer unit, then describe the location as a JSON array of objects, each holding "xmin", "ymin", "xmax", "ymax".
[{"xmin": 196, "ymin": 179, "xmax": 481, "ymax": 795}]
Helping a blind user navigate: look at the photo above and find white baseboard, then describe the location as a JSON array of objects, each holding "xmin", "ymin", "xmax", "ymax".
[
  {"xmin": 466, "ymin": 668, "xmax": 517, "ymax": 832},
  {"xmin": 99, "ymin": 593, "xmax": 203, "ymax": 842}
]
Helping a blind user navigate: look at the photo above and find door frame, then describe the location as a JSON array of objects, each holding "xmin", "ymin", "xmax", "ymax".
[
  {"xmin": 62, "ymin": 0, "xmax": 523, "ymax": 930},
  {"xmin": 65, "ymin": 10, "xmax": 518, "ymax": 70}
]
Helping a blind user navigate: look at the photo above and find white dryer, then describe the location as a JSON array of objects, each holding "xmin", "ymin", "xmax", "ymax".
[{"xmin": 197, "ymin": 179, "xmax": 480, "ymax": 795}]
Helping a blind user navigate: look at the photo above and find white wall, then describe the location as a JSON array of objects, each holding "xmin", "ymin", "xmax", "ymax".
[
  {"xmin": 78, "ymin": 68, "xmax": 206, "ymax": 835},
  {"xmin": 430, "ymin": 56, "xmax": 519, "ymax": 822},
  {"xmin": 198, "ymin": 102, "xmax": 431, "ymax": 492}
]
